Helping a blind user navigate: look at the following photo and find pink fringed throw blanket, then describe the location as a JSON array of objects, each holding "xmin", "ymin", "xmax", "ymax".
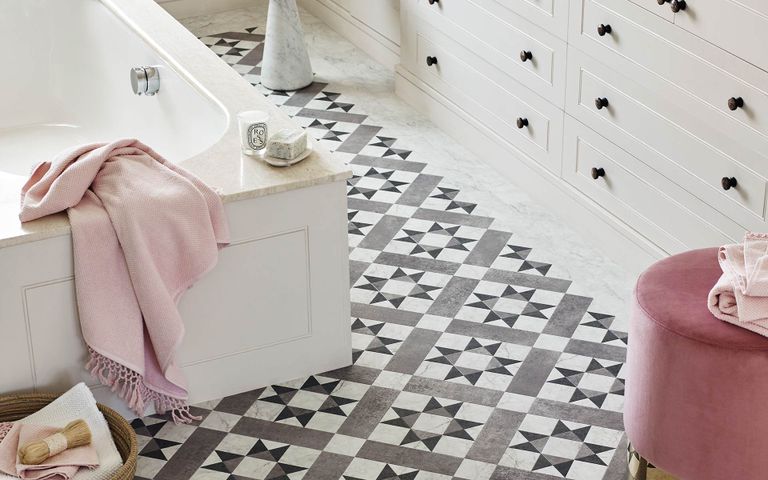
[
  {"xmin": 708, "ymin": 232, "xmax": 768, "ymax": 337},
  {"xmin": 19, "ymin": 139, "xmax": 230, "ymax": 423}
]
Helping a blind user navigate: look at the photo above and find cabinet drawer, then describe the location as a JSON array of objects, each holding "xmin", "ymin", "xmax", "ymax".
[
  {"xmin": 627, "ymin": 0, "xmax": 675, "ymax": 22},
  {"xmin": 563, "ymin": 117, "xmax": 735, "ymax": 253},
  {"xmin": 414, "ymin": 0, "xmax": 566, "ymax": 106},
  {"xmin": 573, "ymin": 0, "xmax": 768, "ymax": 144},
  {"xmin": 566, "ymin": 50, "xmax": 768, "ymax": 226},
  {"xmin": 482, "ymin": 0, "xmax": 569, "ymax": 39},
  {"xmin": 414, "ymin": 29, "xmax": 563, "ymax": 172},
  {"xmin": 674, "ymin": 0, "xmax": 768, "ymax": 73}
]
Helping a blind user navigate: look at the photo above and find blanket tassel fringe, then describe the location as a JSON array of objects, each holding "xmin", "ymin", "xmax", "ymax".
[{"xmin": 86, "ymin": 348, "xmax": 200, "ymax": 424}]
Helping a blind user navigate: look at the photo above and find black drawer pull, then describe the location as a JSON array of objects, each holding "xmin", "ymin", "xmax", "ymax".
[
  {"xmin": 671, "ymin": 0, "xmax": 686, "ymax": 12},
  {"xmin": 728, "ymin": 97, "xmax": 744, "ymax": 111},
  {"xmin": 656, "ymin": 0, "xmax": 669, "ymax": 4},
  {"xmin": 591, "ymin": 167, "xmax": 606, "ymax": 179},
  {"xmin": 597, "ymin": 24, "xmax": 612, "ymax": 36},
  {"xmin": 426, "ymin": 56, "xmax": 438, "ymax": 67},
  {"xmin": 428, "ymin": 0, "xmax": 439, "ymax": 4},
  {"xmin": 516, "ymin": 117, "xmax": 529, "ymax": 129},
  {"xmin": 520, "ymin": 50, "xmax": 533, "ymax": 62},
  {"xmin": 721, "ymin": 177, "xmax": 738, "ymax": 190},
  {"xmin": 595, "ymin": 97, "xmax": 609, "ymax": 110}
]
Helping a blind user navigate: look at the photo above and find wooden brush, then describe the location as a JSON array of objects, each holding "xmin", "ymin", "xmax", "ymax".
[{"xmin": 18, "ymin": 419, "xmax": 92, "ymax": 465}]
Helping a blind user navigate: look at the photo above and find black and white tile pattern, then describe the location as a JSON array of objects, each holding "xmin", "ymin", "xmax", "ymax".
[{"xmin": 131, "ymin": 27, "xmax": 628, "ymax": 480}]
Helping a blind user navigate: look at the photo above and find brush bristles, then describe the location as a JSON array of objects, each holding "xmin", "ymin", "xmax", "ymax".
[{"xmin": 18, "ymin": 419, "xmax": 92, "ymax": 465}]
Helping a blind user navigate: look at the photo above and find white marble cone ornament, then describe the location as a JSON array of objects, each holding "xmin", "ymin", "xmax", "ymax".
[{"xmin": 261, "ymin": 0, "xmax": 314, "ymax": 91}]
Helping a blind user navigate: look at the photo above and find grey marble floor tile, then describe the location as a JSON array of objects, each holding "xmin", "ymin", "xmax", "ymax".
[
  {"xmin": 542, "ymin": 293, "xmax": 594, "ymax": 338},
  {"xmin": 384, "ymin": 328, "xmax": 442, "ymax": 374},
  {"xmin": 404, "ymin": 376, "xmax": 503, "ymax": 407},
  {"xmin": 396, "ymin": 175, "xmax": 444, "ymax": 207},
  {"xmin": 506, "ymin": 348, "xmax": 562, "ymax": 397},
  {"xmin": 338, "ymin": 386, "xmax": 400, "ymax": 438},
  {"xmin": 466, "ymin": 408, "xmax": 526, "ymax": 464},
  {"xmin": 464, "ymin": 230, "xmax": 514, "ymax": 267},
  {"xmin": 357, "ymin": 440, "xmax": 463, "ymax": 476}
]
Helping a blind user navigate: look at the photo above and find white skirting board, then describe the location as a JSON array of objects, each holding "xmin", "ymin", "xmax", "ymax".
[
  {"xmin": 156, "ymin": 0, "xmax": 258, "ymax": 19},
  {"xmin": 394, "ymin": 66, "xmax": 664, "ymax": 276},
  {"xmin": 297, "ymin": 0, "xmax": 400, "ymax": 69}
]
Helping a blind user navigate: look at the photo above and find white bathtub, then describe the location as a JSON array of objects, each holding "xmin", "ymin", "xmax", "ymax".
[
  {"xmin": 0, "ymin": 0, "xmax": 228, "ymax": 175},
  {"xmin": 0, "ymin": 0, "xmax": 352, "ymax": 416}
]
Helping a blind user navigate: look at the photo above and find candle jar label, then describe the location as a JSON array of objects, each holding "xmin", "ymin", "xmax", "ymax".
[{"xmin": 247, "ymin": 122, "xmax": 268, "ymax": 150}]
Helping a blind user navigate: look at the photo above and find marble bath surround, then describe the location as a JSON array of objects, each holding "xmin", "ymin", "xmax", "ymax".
[{"xmin": 0, "ymin": 0, "xmax": 349, "ymax": 248}]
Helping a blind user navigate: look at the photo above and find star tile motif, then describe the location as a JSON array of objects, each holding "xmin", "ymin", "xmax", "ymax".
[
  {"xmin": 456, "ymin": 280, "xmax": 563, "ymax": 332},
  {"xmin": 385, "ymin": 219, "xmax": 485, "ymax": 263},
  {"xmin": 538, "ymin": 353, "xmax": 626, "ymax": 412},
  {"xmin": 501, "ymin": 414, "xmax": 624, "ymax": 479},
  {"xmin": 351, "ymin": 264, "xmax": 450, "ymax": 313},
  {"xmin": 245, "ymin": 376, "xmax": 369, "ymax": 433},
  {"xmin": 370, "ymin": 392, "xmax": 494, "ymax": 457},
  {"xmin": 414, "ymin": 332, "xmax": 530, "ymax": 390}
]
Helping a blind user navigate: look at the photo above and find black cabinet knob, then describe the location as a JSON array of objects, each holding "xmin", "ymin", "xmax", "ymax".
[
  {"xmin": 657, "ymin": 0, "xmax": 669, "ymax": 4},
  {"xmin": 597, "ymin": 24, "xmax": 612, "ymax": 36},
  {"xmin": 728, "ymin": 97, "xmax": 744, "ymax": 111},
  {"xmin": 426, "ymin": 56, "xmax": 438, "ymax": 67},
  {"xmin": 595, "ymin": 97, "xmax": 609, "ymax": 110},
  {"xmin": 721, "ymin": 177, "xmax": 738, "ymax": 190},
  {"xmin": 671, "ymin": 0, "xmax": 686, "ymax": 12},
  {"xmin": 520, "ymin": 50, "xmax": 533, "ymax": 62},
  {"xmin": 428, "ymin": 0, "xmax": 439, "ymax": 4},
  {"xmin": 516, "ymin": 117, "xmax": 529, "ymax": 129},
  {"xmin": 591, "ymin": 167, "xmax": 606, "ymax": 179}
]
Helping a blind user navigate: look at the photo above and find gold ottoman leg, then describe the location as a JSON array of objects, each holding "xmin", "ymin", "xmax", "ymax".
[{"xmin": 627, "ymin": 444, "xmax": 678, "ymax": 480}]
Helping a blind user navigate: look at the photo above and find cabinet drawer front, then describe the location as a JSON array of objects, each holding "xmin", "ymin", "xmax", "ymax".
[
  {"xmin": 563, "ymin": 118, "xmax": 735, "ymax": 253},
  {"xmin": 576, "ymin": 0, "xmax": 768, "ymax": 143},
  {"xmin": 674, "ymin": 0, "xmax": 768, "ymax": 73},
  {"xmin": 627, "ymin": 0, "xmax": 675, "ymax": 22},
  {"xmin": 415, "ymin": 0, "xmax": 566, "ymax": 106},
  {"xmin": 416, "ymin": 31, "xmax": 562, "ymax": 172},
  {"xmin": 567, "ymin": 52, "xmax": 768, "ymax": 223},
  {"xmin": 485, "ymin": 0, "xmax": 569, "ymax": 39}
]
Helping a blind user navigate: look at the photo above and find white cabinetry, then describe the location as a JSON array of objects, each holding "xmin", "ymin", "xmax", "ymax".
[{"xmin": 392, "ymin": 0, "xmax": 768, "ymax": 273}]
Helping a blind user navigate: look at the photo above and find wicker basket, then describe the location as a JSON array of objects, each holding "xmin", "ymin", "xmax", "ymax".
[{"xmin": 0, "ymin": 393, "xmax": 137, "ymax": 480}]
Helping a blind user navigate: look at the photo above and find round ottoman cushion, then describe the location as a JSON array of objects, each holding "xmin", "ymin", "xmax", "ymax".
[{"xmin": 625, "ymin": 248, "xmax": 768, "ymax": 480}]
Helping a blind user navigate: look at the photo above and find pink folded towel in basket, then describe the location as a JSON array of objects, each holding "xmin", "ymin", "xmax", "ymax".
[
  {"xmin": 18, "ymin": 139, "xmax": 230, "ymax": 422},
  {"xmin": 708, "ymin": 232, "xmax": 768, "ymax": 336},
  {"xmin": 0, "ymin": 423, "xmax": 98, "ymax": 480}
]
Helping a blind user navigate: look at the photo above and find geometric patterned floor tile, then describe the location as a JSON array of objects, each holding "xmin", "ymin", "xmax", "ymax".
[
  {"xmin": 414, "ymin": 332, "xmax": 530, "ymax": 390},
  {"xmin": 501, "ymin": 414, "xmax": 624, "ymax": 480},
  {"xmin": 351, "ymin": 264, "xmax": 451, "ymax": 313},
  {"xmin": 199, "ymin": 437, "xmax": 321, "ymax": 479},
  {"xmin": 384, "ymin": 218, "xmax": 486, "ymax": 264},
  {"xmin": 456, "ymin": 279, "xmax": 564, "ymax": 332},
  {"xmin": 538, "ymin": 353, "xmax": 625, "ymax": 412},
  {"xmin": 244, "ymin": 376, "xmax": 369, "ymax": 433},
  {"xmin": 370, "ymin": 391, "xmax": 494, "ymax": 457},
  {"xmin": 134, "ymin": 24, "xmax": 625, "ymax": 480}
]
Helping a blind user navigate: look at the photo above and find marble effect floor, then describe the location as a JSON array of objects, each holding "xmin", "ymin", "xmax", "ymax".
[{"xmin": 129, "ymin": 4, "xmax": 634, "ymax": 480}]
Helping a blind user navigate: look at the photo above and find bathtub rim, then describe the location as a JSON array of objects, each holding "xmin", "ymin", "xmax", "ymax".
[{"xmin": 0, "ymin": 0, "xmax": 351, "ymax": 249}]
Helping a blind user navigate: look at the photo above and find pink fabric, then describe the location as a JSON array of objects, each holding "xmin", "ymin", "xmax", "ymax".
[
  {"xmin": 19, "ymin": 139, "xmax": 230, "ymax": 422},
  {"xmin": 709, "ymin": 233, "xmax": 768, "ymax": 336},
  {"xmin": 626, "ymin": 248, "xmax": 768, "ymax": 480},
  {"xmin": 0, "ymin": 423, "xmax": 98, "ymax": 480}
]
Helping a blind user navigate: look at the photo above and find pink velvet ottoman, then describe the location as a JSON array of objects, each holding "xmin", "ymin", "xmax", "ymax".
[{"xmin": 625, "ymin": 248, "xmax": 768, "ymax": 480}]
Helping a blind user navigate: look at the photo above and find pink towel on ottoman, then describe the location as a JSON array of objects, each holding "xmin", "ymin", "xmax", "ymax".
[
  {"xmin": 18, "ymin": 139, "xmax": 230, "ymax": 422},
  {"xmin": 708, "ymin": 232, "xmax": 768, "ymax": 336},
  {"xmin": 0, "ymin": 423, "xmax": 98, "ymax": 480}
]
